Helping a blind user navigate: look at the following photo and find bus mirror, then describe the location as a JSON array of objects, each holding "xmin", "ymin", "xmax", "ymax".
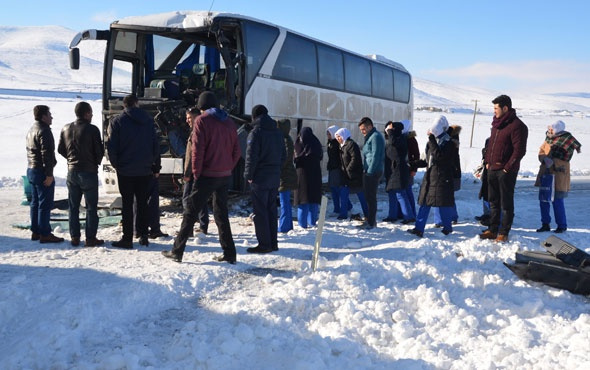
[{"xmin": 69, "ymin": 48, "xmax": 80, "ymax": 70}]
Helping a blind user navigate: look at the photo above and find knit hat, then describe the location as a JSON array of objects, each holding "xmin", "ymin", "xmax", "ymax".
[
  {"xmin": 196, "ymin": 91, "xmax": 218, "ymax": 110},
  {"xmin": 335, "ymin": 127, "xmax": 351, "ymax": 142},
  {"xmin": 327, "ymin": 125, "xmax": 339, "ymax": 139},
  {"xmin": 550, "ymin": 120, "xmax": 565, "ymax": 134},
  {"xmin": 400, "ymin": 119, "xmax": 411, "ymax": 134},
  {"xmin": 251, "ymin": 104, "xmax": 268, "ymax": 121},
  {"xmin": 430, "ymin": 115, "xmax": 449, "ymax": 137}
]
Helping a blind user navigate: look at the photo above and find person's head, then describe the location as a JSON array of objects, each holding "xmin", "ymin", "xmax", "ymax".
[
  {"xmin": 428, "ymin": 115, "xmax": 449, "ymax": 137},
  {"xmin": 186, "ymin": 106, "xmax": 200, "ymax": 127},
  {"xmin": 327, "ymin": 125, "xmax": 339, "ymax": 140},
  {"xmin": 251, "ymin": 104, "xmax": 268, "ymax": 122},
  {"xmin": 358, "ymin": 117, "xmax": 374, "ymax": 136},
  {"xmin": 33, "ymin": 105, "xmax": 52, "ymax": 125},
  {"xmin": 196, "ymin": 91, "xmax": 218, "ymax": 111},
  {"xmin": 492, "ymin": 94, "xmax": 512, "ymax": 119},
  {"xmin": 75, "ymin": 101, "xmax": 93, "ymax": 121},
  {"xmin": 549, "ymin": 120, "xmax": 566, "ymax": 136},
  {"xmin": 123, "ymin": 95, "xmax": 139, "ymax": 108},
  {"xmin": 335, "ymin": 127, "xmax": 351, "ymax": 145}
]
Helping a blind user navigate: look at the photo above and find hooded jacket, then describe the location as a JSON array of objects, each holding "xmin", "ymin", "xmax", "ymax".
[
  {"xmin": 244, "ymin": 113, "xmax": 285, "ymax": 188},
  {"xmin": 58, "ymin": 118, "xmax": 104, "ymax": 173},
  {"xmin": 26, "ymin": 121, "xmax": 57, "ymax": 177},
  {"xmin": 106, "ymin": 107, "xmax": 160, "ymax": 177}
]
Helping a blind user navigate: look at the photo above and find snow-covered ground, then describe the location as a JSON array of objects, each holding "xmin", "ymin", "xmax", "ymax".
[{"xmin": 2, "ymin": 25, "xmax": 590, "ymax": 369}]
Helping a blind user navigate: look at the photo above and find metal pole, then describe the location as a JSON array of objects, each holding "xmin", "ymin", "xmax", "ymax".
[{"xmin": 469, "ymin": 99, "xmax": 478, "ymax": 148}]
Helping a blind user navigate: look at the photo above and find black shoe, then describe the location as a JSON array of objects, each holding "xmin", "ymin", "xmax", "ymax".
[
  {"xmin": 213, "ymin": 255, "xmax": 236, "ymax": 264},
  {"xmin": 112, "ymin": 239, "xmax": 133, "ymax": 249},
  {"xmin": 272, "ymin": 245, "xmax": 279, "ymax": 251},
  {"xmin": 536, "ymin": 223, "xmax": 551, "ymax": 232},
  {"xmin": 401, "ymin": 218, "xmax": 415, "ymax": 224},
  {"xmin": 162, "ymin": 250, "xmax": 182, "ymax": 262},
  {"xmin": 138, "ymin": 235, "xmax": 149, "ymax": 246},
  {"xmin": 555, "ymin": 227, "xmax": 567, "ymax": 233},
  {"xmin": 336, "ymin": 215, "xmax": 348, "ymax": 220},
  {"xmin": 382, "ymin": 217, "xmax": 396, "ymax": 223},
  {"xmin": 407, "ymin": 228, "xmax": 423, "ymax": 238},
  {"xmin": 247, "ymin": 246, "xmax": 273, "ymax": 254},
  {"xmin": 434, "ymin": 223, "xmax": 443, "ymax": 228},
  {"xmin": 441, "ymin": 229, "xmax": 452, "ymax": 235},
  {"xmin": 71, "ymin": 237, "xmax": 80, "ymax": 247},
  {"xmin": 84, "ymin": 238, "xmax": 104, "ymax": 247},
  {"xmin": 31, "ymin": 232, "xmax": 40, "ymax": 241},
  {"xmin": 149, "ymin": 230, "xmax": 169, "ymax": 239}
]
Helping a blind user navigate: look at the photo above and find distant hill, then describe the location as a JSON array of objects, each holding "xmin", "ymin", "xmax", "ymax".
[{"xmin": 1, "ymin": 26, "xmax": 589, "ymax": 115}]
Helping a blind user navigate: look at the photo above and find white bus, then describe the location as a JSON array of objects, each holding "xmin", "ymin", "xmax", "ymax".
[{"xmin": 69, "ymin": 10, "xmax": 413, "ymax": 193}]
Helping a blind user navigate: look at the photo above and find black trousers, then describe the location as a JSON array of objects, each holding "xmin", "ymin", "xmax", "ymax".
[
  {"xmin": 250, "ymin": 183, "xmax": 279, "ymax": 251},
  {"xmin": 117, "ymin": 173, "xmax": 151, "ymax": 240},
  {"xmin": 487, "ymin": 169, "xmax": 517, "ymax": 235},
  {"xmin": 172, "ymin": 176, "xmax": 236, "ymax": 259},
  {"xmin": 363, "ymin": 171, "xmax": 382, "ymax": 227}
]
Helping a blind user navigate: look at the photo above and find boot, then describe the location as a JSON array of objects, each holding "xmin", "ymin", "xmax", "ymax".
[
  {"xmin": 40, "ymin": 234, "xmax": 64, "ymax": 243},
  {"xmin": 536, "ymin": 223, "xmax": 550, "ymax": 232}
]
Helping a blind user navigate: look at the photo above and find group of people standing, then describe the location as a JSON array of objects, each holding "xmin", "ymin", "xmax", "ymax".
[{"xmin": 26, "ymin": 93, "xmax": 581, "ymax": 263}]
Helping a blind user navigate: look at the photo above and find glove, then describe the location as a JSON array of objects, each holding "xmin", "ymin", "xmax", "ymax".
[{"xmin": 543, "ymin": 157, "xmax": 553, "ymax": 168}]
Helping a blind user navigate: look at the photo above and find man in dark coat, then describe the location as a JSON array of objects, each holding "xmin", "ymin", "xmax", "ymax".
[
  {"xmin": 278, "ymin": 119, "xmax": 297, "ymax": 233},
  {"xmin": 335, "ymin": 127, "xmax": 368, "ymax": 221},
  {"xmin": 58, "ymin": 101, "xmax": 104, "ymax": 247},
  {"xmin": 479, "ymin": 95, "xmax": 528, "ymax": 242},
  {"xmin": 26, "ymin": 105, "xmax": 64, "ymax": 243},
  {"xmin": 408, "ymin": 115, "xmax": 455, "ymax": 237},
  {"xmin": 162, "ymin": 91, "xmax": 240, "ymax": 264},
  {"xmin": 106, "ymin": 95, "xmax": 160, "ymax": 248},
  {"xmin": 244, "ymin": 105, "xmax": 285, "ymax": 253}
]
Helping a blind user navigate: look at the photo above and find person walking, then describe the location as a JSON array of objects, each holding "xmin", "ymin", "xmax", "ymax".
[
  {"xmin": 335, "ymin": 127, "xmax": 368, "ymax": 221},
  {"xmin": 534, "ymin": 120, "xmax": 581, "ymax": 233},
  {"xmin": 407, "ymin": 115, "xmax": 456, "ymax": 237},
  {"xmin": 277, "ymin": 118, "xmax": 297, "ymax": 233},
  {"xmin": 26, "ymin": 105, "xmax": 64, "ymax": 243},
  {"xmin": 294, "ymin": 127, "xmax": 323, "ymax": 228},
  {"xmin": 244, "ymin": 105, "xmax": 285, "ymax": 253},
  {"xmin": 106, "ymin": 95, "xmax": 160, "ymax": 248},
  {"xmin": 58, "ymin": 102, "xmax": 104, "ymax": 247},
  {"xmin": 358, "ymin": 117, "xmax": 385, "ymax": 229},
  {"xmin": 479, "ymin": 95, "xmax": 528, "ymax": 243},
  {"xmin": 162, "ymin": 91, "xmax": 240, "ymax": 264}
]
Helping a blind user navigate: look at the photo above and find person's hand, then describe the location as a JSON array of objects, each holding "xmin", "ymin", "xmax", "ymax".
[{"xmin": 43, "ymin": 175, "xmax": 53, "ymax": 187}]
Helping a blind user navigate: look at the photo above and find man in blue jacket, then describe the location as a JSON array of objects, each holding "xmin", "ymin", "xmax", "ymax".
[
  {"xmin": 106, "ymin": 95, "xmax": 160, "ymax": 248},
  {"xmin": 244, "ymin": 105, "xmax": 286, "ymax": 253},
  {"xmin": 359, "ymin": 117, "xmax": 385, "ymax": 229}
]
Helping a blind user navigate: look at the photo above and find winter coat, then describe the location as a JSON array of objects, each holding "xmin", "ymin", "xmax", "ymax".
[
  {"xmin": 534, "ymin": 130, "xmax": 582, "ymax": 196},
  {"xmin": 407, "ymin": 131, "xmax": 420, "ymax": 175},
  {"xmin": 244, "ymin": 114, "xmax": 285, "ymax": 189},
  {"xmin": 384, "ymin": 128, "xmax": 410, "ymax": 192},
  {"xmin": 278, "ymin": 119, "xmax": 297, "ymax": 192},
  {"xmin": 478, "ymin": 138, "xmax": 489, "ymax": 201},
  {"xmin": 485, "ymin": 109, "xmax": 528, "ymax": 173},
  {"xmin": 361, "ymin": 127, "xmax": 385, "ymax": 175},
  {"xmin": 106, "ymin": 107, "xmax": 159, "ymax": 177},
  {"xmin": 26, "ymin": 121, "xmax": 57, "ymax": 177},
  {"xmin": 417, "ymin": 133, "xmax": 455, "ymax": 207},
  {"xmin": 327, "ymin": 138, "xmax": 344, "ymax": 187},
  {"xmin": 448, "ymin": 125, "xmax": 462, "ymax": 191},
  {"xmin": 192, "ymin": 108, "xmax": 240, "ymax": 179},
  {"xmin": 58, "ymin": 118, "xmax": 104, "ymax": 173},
  {"xmin": 340, "ymin": 138, "xmax": 364, "ymax": 192},
  {"xmin": 294, "ymin": 127, "xmax": 323, "ymax": 205}
]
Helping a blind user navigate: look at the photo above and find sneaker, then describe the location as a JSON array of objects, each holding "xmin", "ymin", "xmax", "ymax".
[
  {"xmin": 138, "ymin": 236, "xmax": 149, "ymax": 246},
  {"xmin": 162, "ymin": 250, "xmax": 182, "ymax": 262},
  {"xmin": 555, "ymin": 227, "xmax": 567, "ymax": 233},
  {"xmin": 479, "ymin": 230, "xmax": 497, "ymax": 240},
  {"xmin": 84, "ymin": 238, "xmax": 105, "ymax": 247},
  {"xmin": 39, "ymin": 234, "xmax": 65, "ymax": 244},
  {"xmin": 149, "ymin": 230, "xmax": 169, "ymax": 239},
  {"xmin": 71, "ymin": 237, "xmax": 80, "ymax": 247},
  {"xmin": 112, "ymin": 239, "xmax": 133, "ymax": 249},
  {"xmin": 495, "ymin": 234, "xmax": 508, "ymax": 243},
  {"xmin": 407, "ymin": 228, "xmax": 423, "ymax": 238},
  {"xmin": 31, "ymin": 232, "xmax": 40, "ymax": 241},
  {"xmin": 536, "ymin": 224, "xmax": 551, "ymax": 232},
  {"xmin": 247, "ymin": 246, "xmax": 273, "ymax": 254},
  {"xmin": 213, "ymin": 255, "xmax": 236, "ymax": 264}
]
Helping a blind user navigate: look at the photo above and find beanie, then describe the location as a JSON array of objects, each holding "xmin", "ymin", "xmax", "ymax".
[
  {"xmin": 196, "ymin": 91, "xmax": 218, "ymax": 110},
  {"xmin": 251, "ymin": 104, "xmax": 268, "ymax": 121},
  {"xmin": 551, "ymin": 120, "xmax": 565, "ymax": 134},
  {"xmin": 430, "ymin": 115, "xmax": 449, "ymax": 137},
  {"xmin": 335, "ymin": 127, "xmax": 351, "ymax": 142}
]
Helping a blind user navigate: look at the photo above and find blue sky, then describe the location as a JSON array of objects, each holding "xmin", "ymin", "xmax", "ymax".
[{"xmin": 3, "ymin": 0, "xmax": 589, "ymax": 93}]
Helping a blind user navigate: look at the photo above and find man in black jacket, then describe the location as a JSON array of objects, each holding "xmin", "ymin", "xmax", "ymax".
[
  {"xmin": 106, "ymin": 95, "xmax": 160, "ymax": 248},
  {"xmin": 26, "ymin": 105, "xmax": 64, "ymax": 243},
  {"xmin": 244, "ymin": 105, "xmax": 285, "ymax": 253},
  {"xmin": 58, "ymin": 102, "xmax": 104, "ymax": 247}
]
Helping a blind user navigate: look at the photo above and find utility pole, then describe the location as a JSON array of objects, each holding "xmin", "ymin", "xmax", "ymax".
[{"xmin": 469, "ymin": 99, "xmax": 478, "ymax": 148}]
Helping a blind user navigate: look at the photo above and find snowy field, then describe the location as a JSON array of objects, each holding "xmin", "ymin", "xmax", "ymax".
[{"xmin": 2, "ymin": 25, "xmax": 590, "ymax": 370}]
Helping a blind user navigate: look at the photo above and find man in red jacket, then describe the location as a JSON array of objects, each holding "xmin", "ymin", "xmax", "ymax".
[
  {"xmin": 162, "ymin": 92, "xmax": 240, "ymax": 263},
  {"xmin": 479, "ymin": 95, "xmax": 528, "ymax": 242}
]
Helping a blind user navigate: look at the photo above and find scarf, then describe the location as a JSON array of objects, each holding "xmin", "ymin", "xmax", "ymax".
[
  {"xmin": 491, "ymin": 108, "xmax": 517, "ymax": 129},
  {"xmin": 546, "ymin": 131, "xmax": 582, "ymax": 162}
]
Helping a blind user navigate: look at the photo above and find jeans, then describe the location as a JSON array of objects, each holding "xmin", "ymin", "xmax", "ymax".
[
  {"xmin": 388, "ymin": 189, "xmax": 416, "ymax": 221},
  {"xmin": 434, "ymin": 204, "xmax": 458, "ymax": 224},
  {"xmin": 67, "ymin": 171, "xmax": 99, "ymax": 239},
  {"xmin": 117, "ymin": 173, "xmax": 151, "ymax": 241},
  {"xmin": 172, "ymin": 176, "xmax": 236, "ymax": 259},
  {"xmin": 297, "ymin": 203, "xmax": 319, "ymax": 228},
  {"xmin": 279, "ymin": 190, "xmax": 293, "ymax": 233},
  {"xmin": 415, "ymin": 205, "xmax": 453, "ymax": 233},
  {"xmin": 27, "ymin": 168, "xmax": 54, "ymax": 236},
  {"xmin": 339, "ymin": 186, "xmax": 368, "ymax": 219}
]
